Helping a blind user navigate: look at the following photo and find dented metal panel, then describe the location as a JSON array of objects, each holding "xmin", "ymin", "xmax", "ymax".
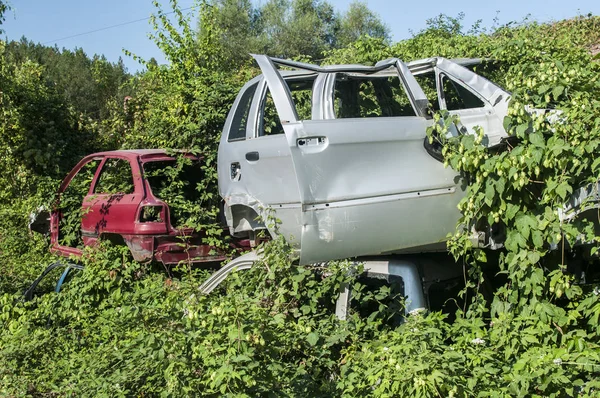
[
  {"xmin": 299, "ymin": 187, "xmax": 461, "ymax": 264},
  {"xmin": 272, "ymin": 56, "xmax": 397, "ymax": 73}
]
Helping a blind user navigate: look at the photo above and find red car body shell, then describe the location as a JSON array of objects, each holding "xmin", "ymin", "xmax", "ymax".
[{"xmin": 50, "ymin": 150, "xmax": 239, "ymax": 264}]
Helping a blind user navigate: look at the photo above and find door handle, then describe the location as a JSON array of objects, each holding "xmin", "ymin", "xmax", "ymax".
[
  {"xmin": 245, "ymin": 151, "xmax": 260, "ymax": 161},
  {"xmin": 297, "ymin": 136, "xmax": 328, "ymax": 154},
  {"xmin": 297, "ymin": 137, "xmax": 327, "ymax": 147}
]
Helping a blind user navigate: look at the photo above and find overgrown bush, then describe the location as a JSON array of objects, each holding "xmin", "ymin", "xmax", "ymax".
[{"xmin": 1, "ymin": 238, "xmax": 389, "ymax": 396}]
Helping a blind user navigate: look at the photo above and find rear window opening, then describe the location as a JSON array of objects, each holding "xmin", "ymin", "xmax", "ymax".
[
  {"xmin": 94, "ymin": 158, "xmax": 135, "ymax": 194},
  {"xmin": 139, "ymin": 205, "xmax": 164, "ymax": 223},
  {"xmin": 259, "ymin": 76, "xmax": 316, "ymax": 136},
  {"xmin": 143, "ymin": 157, "xmax": 205, "ymax": 229},
  {"xmin": 228, "ymin": 82, "xmax": 258, "ymax": 142}
]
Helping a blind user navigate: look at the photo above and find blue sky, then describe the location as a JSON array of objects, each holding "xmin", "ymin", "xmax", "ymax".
[{"xmin": 2, "ymin": 0, "xmax": 600, "ymax": 73}]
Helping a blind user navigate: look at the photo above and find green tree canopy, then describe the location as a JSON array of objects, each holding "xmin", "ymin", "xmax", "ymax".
[
  {"xmin": 335, "ymin": 1, "xmax": 390, "ymax": 48},
  {"xmin": 198, "ymin": 0, "xmax": 389, "ymax": 68}
]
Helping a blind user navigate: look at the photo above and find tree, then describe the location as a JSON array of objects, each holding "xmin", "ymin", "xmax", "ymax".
[
  {"xmin": 199, "ymin": 0, "xmax": 258, "ymax": 66},
  {"xmin": 0, "ymin": 0, "xmax": 10, "ymax": 34},
  {"xmin": 199, "ymin": 0, "xmax": 388, "ymax": 68},
  {"xmin": 335, "ymin": 1, "xmax": 390, "ymax": 48},
  {"xmin": 5, "ymin": 38, "xmax": 130, "ymax": 121},
  {"xmin": 259, "ymin": 0, "xmax": 337, "ymax": 60}
]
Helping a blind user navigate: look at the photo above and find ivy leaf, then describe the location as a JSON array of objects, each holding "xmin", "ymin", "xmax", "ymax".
[
  {"xmin": 527, "ymin": 251, "xmax": 541, "ymax": 264},
  {"xmin": 516, "ymin": 123, "xmax": 529, "ymax": 136},
  {"xmin": 503, "ymin": 115, "xmax": 512, "ymax": 132},
  {"xmin": 556, "ymin": 181, "xmax": 572, "ymax": 200},
  {"xmin": 506, "ymin": 204, "xmax": 520, "ymax": 221},
  {"xmin": 496, "ymin": 178, "xmax": 506, "ymax": 195},
  {"xmin": 306, "ymin": 332, "xmax": 319, "ymax": 346},
  {"xmin": 300, "ymin": 305, "xmax": 312, "ymax": 315},
  {"xmin": 485, "ymin": 183, "xmax": 495, "ymax": 206},
  {"xmin": 529, "ymin": 132, "xmax": 545, "ymax": 148},
  {"xmin": 530, "ymin": 148, "xmax": 544, "ymax": 164},
  {"xmin": 552, "ymin": 85, "xmax": 564, "ymax": 99},
  {"xmin": 232, "ymin": 354, "xmax": 251, "ymax": 363},
  {"xmin": 537, "ymin": 84, "xmax": 551, "ymax": 94},
  {"xmin": 506, "ymin": 230, "xmax": 527, "ymax": 251},
  {"xmin": 516, "ymin": 214, "xmax": 537, "ymax": 240},
  {"xmin": 532, "ymin": 230, "xmax": 544, "ymax": 248}
]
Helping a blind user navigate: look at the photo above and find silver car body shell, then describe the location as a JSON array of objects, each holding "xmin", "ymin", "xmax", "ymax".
[{"xmin": 218, "ymin": 55, "xmax": 511, "ymax": 265}]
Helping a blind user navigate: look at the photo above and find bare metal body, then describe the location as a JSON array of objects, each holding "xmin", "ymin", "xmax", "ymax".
[{"xmin": 218, "ymin": 55, "xmax": 511, "ymax": 264}]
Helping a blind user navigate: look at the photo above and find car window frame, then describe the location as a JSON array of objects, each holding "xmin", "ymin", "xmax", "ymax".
[
  {"xmin": 330, "ymin": 69, "xmax": 419, "ymax": 119},
  {"xmin": 23, "ymin": 261, "xmax": 84, "ymax": 301},
  {"xmin": 228, "ymin": 80, "xmax": 260, "ymax": 142},
  {"xmin": 434, "ymin": 68, "xmax": 492, "ymax": 110},
  {"xmin": 92, "ymin": 156, "xmax": 140, "ymax": 196},
  {"xmin": 437, "ymin": 71, "xmax": 489, "ymax": 111},
  {"xmin": 254, "ymin": 75, "xmax": 318, "ymax": 138}
]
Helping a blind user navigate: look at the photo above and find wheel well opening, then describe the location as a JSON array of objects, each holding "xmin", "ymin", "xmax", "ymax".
[
  {"xmin": 229, "ymin": 204, "xmax": 266, "ymax": 238},
  {"xmin": 99, "ymin": 233, "xmax": 126, "ymax": 246}
]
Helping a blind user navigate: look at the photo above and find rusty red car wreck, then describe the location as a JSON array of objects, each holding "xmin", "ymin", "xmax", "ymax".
[{"xmin": 31, "ymin": 149, "xmax": 230, "ymax": 265}]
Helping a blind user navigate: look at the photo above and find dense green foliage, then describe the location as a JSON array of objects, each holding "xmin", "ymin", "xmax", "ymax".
[{"xmin": 1, "ymin": 1, "xmax": 600, "ymax": 396}]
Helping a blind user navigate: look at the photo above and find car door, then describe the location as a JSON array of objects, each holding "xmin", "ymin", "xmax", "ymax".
[
  {"xmin": 253, "ymin": 55, "xmax": 463, "ymax": 264},
  {"xmin": 218, "ymin": 74, "xmax": 316, "ymax": 246},
  {"xmin": 81, "ymin": 156, "xmax": 143, "ymax": 241}
]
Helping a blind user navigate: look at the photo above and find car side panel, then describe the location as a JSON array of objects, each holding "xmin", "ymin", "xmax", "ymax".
[{"xmin": 250, "ymin": 56, "xmax": 465, "ymax": 264}]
